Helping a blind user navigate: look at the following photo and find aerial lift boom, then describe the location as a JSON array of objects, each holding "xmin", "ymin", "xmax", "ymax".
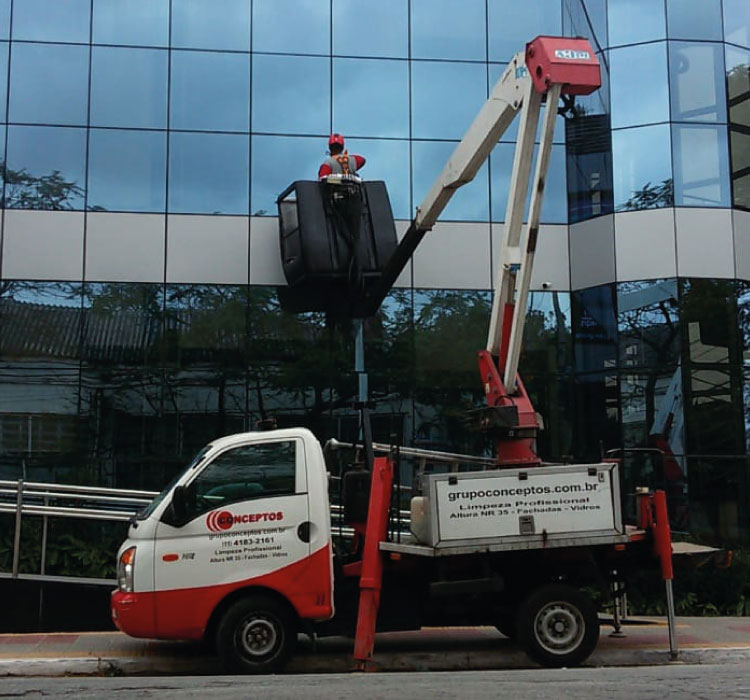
[{"xmin": 363, "ymin": 36, "xmax": 601, "ymax": 466}]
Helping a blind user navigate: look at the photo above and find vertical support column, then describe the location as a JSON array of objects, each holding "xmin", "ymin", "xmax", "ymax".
[
  {"xmin": 652, "ymin": 490, "xmax": 678, "ymax": 661},
  {"xmin": 352, "ymin": 455, "xmax": 394, "ymax": 670},
  {"xmin": 12, "ymin": 479, "xmax": 24, "ymax": 577}
]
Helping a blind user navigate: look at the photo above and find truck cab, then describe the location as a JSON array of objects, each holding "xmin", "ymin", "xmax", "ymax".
[{"xmin": 111, "ymin": 428, "xmax": 334, "ymax": 672}]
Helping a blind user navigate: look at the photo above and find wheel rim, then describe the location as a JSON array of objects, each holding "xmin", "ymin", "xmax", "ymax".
[
  {"xmin": 237, "ymin": 615, "xmax": 280, "ymax": 658},
  {"xmin": 533, "ymin": 600, "xmax": 585, "ymax": 655}
]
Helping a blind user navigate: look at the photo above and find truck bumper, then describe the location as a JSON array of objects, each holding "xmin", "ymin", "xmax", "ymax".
[{"xmin": 111, "ymin": 590, "xmax": 157, "ymax": 638}]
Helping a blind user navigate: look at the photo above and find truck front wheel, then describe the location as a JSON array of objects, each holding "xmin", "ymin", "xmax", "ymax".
[
  {"xmin": 516, "ymin": 584, "xmax": 599, "ymax": 668},
  {"xmin": 215, "ymin": 595, "xmax": 296, "ymax": 674}
]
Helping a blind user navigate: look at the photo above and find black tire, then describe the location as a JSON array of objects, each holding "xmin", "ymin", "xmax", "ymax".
[
  {"xmin": 516, "ymin": 584, "xmax": 599, "ymax": 668},
  {"xmin": 215, "ymin": 595, "xmax": 296, "ymax": 674}
]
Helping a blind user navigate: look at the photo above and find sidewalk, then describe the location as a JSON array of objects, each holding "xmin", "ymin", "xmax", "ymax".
[{"xmin": 1, "ymin": 617, "xmax": 750, "ymax": 676}]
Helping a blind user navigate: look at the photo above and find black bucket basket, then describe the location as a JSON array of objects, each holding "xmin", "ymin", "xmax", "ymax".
[{"xmin": 276, "ymin": 180, "xmax": 398, "ymax": 317}]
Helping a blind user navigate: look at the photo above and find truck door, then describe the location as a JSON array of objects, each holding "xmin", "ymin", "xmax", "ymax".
[{"xmin": 152, "ymin": 437, "xmax": 310, "ymax": 638}]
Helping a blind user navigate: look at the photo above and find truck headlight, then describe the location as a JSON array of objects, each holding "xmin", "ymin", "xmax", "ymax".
[{"xmin": 117, "ymin": 547, "xmax": 136, "ymax": 592}]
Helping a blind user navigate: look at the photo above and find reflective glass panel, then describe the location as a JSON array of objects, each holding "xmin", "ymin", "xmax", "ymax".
[
  {"xmin": 725, "ymin": 0, "xmax": 750, "ymax": 48},
  {"xmin": 12, "ymin": 0, "xmax": 90, "ymax": 43},
  {"xmin": 669, "ymin": 42, "xmax": 726, "ymax": 123},
  {"xmin": 490, "ymin": 0, "xmax": 564, "ymax": 62},
  {"xmin": 566, "ymin": 112, "xmax": 614, "ymax": 223},
  {"xmin": 355, "ymin": 138, "xmax": 411, "ymax": 220},
  {"xmin": 6, "ymin": 126, "xmax": 87, "ymax": 210},
  {"xmin": 727, "ymin": 45, "xmax": 750, "ymax": 127},
  {"xmin": 252, "ymin": 0, "xmax": 330, "ymax": 55},
  {"xmin": 90, "ymin": 47, "xmax": 168, "ymax": 129},
  {"xmin": 572, "ymin": 283, "xmax": 618, "ymax": 373},
  {"xmin": 730, "ymin": 129, "xmax": 750, "ymax": 209},
  {"xmin": 411, "ymin": 0, "xmax": 486, "ymax": 61},
  {"xmin": 490, "ymin": 143, "xmax": 568, "ymax": 223},
  {"xmin": 250, "ymin": 135, "xmax": 323, "ymax": 216},
  {"xmin": 412, "ymin": 140, "xmax": 489, "ymax": 222},
  {"xmin": 617, "ymin": 279, "xmax": 680, "ymax": 369},
  {"xmin": 82, "ymin": 283, "xmax": 165, "ymax": 365},
  {"xmin": 168, "ymin": 132, "xmax": 249, "ymax": 215},
  {"xmin": 562, "ymin": 0, "xmax": 607, "ymax": 50},
  {"xmin": 333, "ymin": 0, "xmax": 407, "ymax": 58},
  {"xmin": 672, "ymin": 124, "xmax": 730, "ymax": 207},
  {"xmin": 165, "ymin": 285, "xmax": 248, "ymax": 368},
  {"xmin": 252, "ymin": 54, "xmax": 329, "ymax": 135},
  {"xmin": 610, "ymin": 42, "xmax": 669, "ymax": 129},
  {"xmin": 9, "ymin": 43, "xmax": 89, "ymax": 126},
  {"xmin": 170, "ymin": 50, "xmax": 250, "ymax": 132},
  {"xmin": 0, "ymin": 42, "xmax": 8, "ymax": 122},
  {"xmin": 666, "ymin": 0, "xmax": 723, "ymax": 41},
  {"xmin": 607, "ymin": 0, "xmax": 666, "ymax": 47},
  {"xmin": 612, "ymin": 124, "xmax": 672, "ymax": 211},
  {"xmin": 171, "ymin": 0, "xmax": 250, "ymax": 51},
  {"xmin": 411, "ymin": 61, "xmax": 486, "ymax": 140},
  {"xmin": 739, "ymin": 283, "xmax": 750, "ymax": 366},
  {"xmin": 332, "ymin": 59, "xmax": 408, "ymax": 138},
  {"xmin": 87, "ymin": 129, "xmax": 167, "ymax": 213},
  {"xmin": 522, "ymin": 290, "xmax": 572, "ymax": 372},
  {"xmin": 92, "ymin": 0, "xmax": 169, "ymax": 47},
  {"xmin": 0, "ymin": 0, "xmax": 9, "ymax": 39}
]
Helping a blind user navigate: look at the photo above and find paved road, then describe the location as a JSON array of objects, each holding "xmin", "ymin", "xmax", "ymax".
[{"xmin": 2, "ymin": 665, "xmax": 749, "ymax": 699}]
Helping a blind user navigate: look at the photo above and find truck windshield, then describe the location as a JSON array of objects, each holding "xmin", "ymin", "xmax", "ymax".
[{"xmin": 136, "ymin": 446, "xmax": 212, "ymax": 520}]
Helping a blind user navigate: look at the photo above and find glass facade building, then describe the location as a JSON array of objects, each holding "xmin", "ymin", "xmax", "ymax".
[{"xmin": 0, "ymin": 0, "xmax": 748, "ymax": 545}]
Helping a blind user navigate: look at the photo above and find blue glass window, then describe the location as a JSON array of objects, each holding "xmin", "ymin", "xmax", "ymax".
[
  {"xmin": 562, "ymin": 0, "xmax": 607, "ymax": 50},
  {"xmin": 12, "ymin": 0, "xmax": 90, "ymax": 43},
  {"xmin": 250, "ymin": 135, "xmax": 322, "ymax": 216},
  {"xmin": 412, "ymin": 140, "xmax": 489, "ymax": 222},
  {"xmin": 669, "ymin": 42, "xmax": 726, "ymax": 123},
  {"xmin": 667, "ymin": 0, "xmax": 723, "ymax": 41},
  {"xmin": 9, "ymin": 43, "xmax": 89, "ymax": 126},
  {"xmin": 672, "ymin": 124, "xmax": 730, "ymax": 207},
  {"xmin": 169, "ymin": 132, "xmax": 249, "ymax": 215},
  {"xmin": 91, "ymin": 47, "xmax": 168, "ymax": 129},
  {"xmin": 725, "ymin": 0, "xmax": 750, "ymax": 48},
  {"xmin": 332, "ymin": 59, "xmax": 408, "ymax": 139},
  {"xmin": 490, "ymin": 143, "xmax": 567, "ymax": 224},
  {"xmin": 612, "ymin": 124, "xmax": 673, "ymax": 211},
  {"xmin": 489, "ymin": 0, "xmax": 563, "ymax": 63},
  {"xmin": 0, "ymin": 0, "xmax": 9, "ymax": 40},
  {"xmin": 5, "ymin": 126, "xmax": 87, "ymax": 210},
  {"xmin": 608, "ymin": 0, "xmax": 666, "ymax": 48},
  {"xmin": 252, "ymin": 0, "xmax": 330, "ymax": 55},
  {"xmin": 252, "ymin": 54, "xmax": 329, "ymax": 135},
  {"xmin": 170, "ymin": 51, "xmax": 250, "ymax": 132},
  {"xmin": 727, "ymin": 45, "xmax": 750, "ymax": 126},
  {"xmin": 92, "ymin": 0, "xmax": 169, "ymax": 47},
  {"xmin": 87, "ymin": 129, "xmax": 167, "ymax": 213},
  {"xmin": 411, "ymin": 61, "xmax": 486, "ymax": 140},
  {"xmin": 333, "ymin": 0, "xmax": 407, "ymax": 59},
  {"xmin": 171, "ymin": 0, "xmax": 250, "ymax": 51},
  {"xmin": 356, "ymin": 138, "xmax": 411, "ymax": 219},
  {"xmin": 0, "ymin": 42, "xmax": 8, "ymax": 122},
  {"xmin": 411, "ymin": 0, "xmax": 486, "ymax": 61},
  {"xmin": 610, "ymin": 43, "xmax": 669, "ymax": 129}
]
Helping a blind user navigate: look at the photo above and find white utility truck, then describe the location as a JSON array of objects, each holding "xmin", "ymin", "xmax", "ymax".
[{"xmin": 112, "ymin": 37, "xmax": 678, "ymax": 673}]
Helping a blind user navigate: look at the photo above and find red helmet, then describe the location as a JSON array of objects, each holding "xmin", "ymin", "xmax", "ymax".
[{"xmin": 328, "ymin": 133, "xmax": 345, "ymax": 149}]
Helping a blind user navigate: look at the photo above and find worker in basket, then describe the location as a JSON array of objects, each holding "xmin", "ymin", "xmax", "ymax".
[{"xmin": 318, "ymin": 133, "xmax": 367, "ymax": 290}]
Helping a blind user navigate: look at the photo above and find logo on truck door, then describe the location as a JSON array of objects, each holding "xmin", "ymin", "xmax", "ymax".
[{"xmin": 206, "ymin": 509, "xmax": 284, "ymax": 532}]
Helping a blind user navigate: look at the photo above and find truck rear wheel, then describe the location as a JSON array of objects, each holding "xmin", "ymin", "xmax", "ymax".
[
  {"xmin": 215, "ymin": 595, "xmax": 296, "ymax": 674},
  {"xmin": 516, "ymin": 584, "xmax": 599, "ymax": 668}
]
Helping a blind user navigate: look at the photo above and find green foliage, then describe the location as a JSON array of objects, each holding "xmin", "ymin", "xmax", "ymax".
[
  {"xmin": 627, "ymin": 547, "xmax": 750, "ymax": 617},
  {"xmin": 0, "ymin": 516, "xmax": 125, "ymax": 580}
]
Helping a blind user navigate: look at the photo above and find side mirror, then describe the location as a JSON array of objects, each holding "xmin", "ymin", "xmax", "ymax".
[{"xmin": 171, "ymin": 485, "xmax": 187, "ymax": 522}]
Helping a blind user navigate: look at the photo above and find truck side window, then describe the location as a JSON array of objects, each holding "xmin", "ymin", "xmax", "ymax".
[{"xmin": 184, "ymin": 440, "xmax": 296, "ymax": 518}]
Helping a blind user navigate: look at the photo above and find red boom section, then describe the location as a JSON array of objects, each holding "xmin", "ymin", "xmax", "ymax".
[{"xmin": 525, "ymin": 36, "xmax": 601, "ymax": 96}]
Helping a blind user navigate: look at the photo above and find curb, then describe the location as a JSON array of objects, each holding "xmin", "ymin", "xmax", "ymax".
[{"xmin": 3, "ymin": 647, "xmax": 750, "ymax": 677}]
